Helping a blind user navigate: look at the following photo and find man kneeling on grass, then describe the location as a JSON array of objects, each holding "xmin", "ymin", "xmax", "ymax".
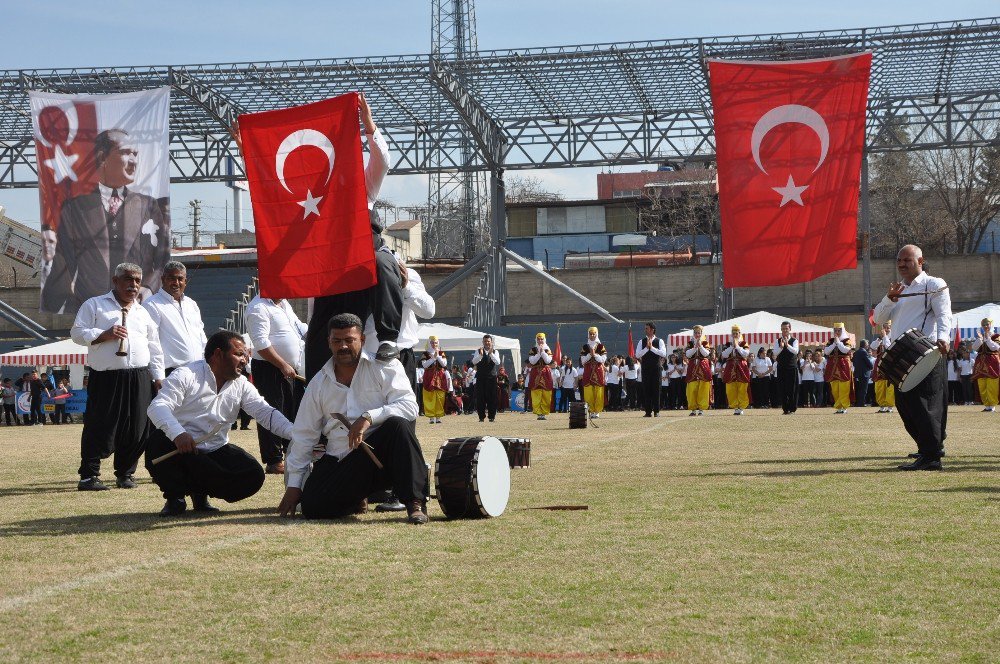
[
  {"xmin": 146, "ymin": 331, "xmax": 293, "ymax": 517},
  {"xmin": 278, "ymin": 313, "xmax": 429, "ymax": 524}
]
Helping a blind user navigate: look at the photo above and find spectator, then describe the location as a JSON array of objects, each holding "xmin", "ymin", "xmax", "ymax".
[
  {"xmin": 712, "ymin": 348, "xmax": 727, "ymax": 410},
  {"xmin": 853, "ymin": 340, "xmax": 874, "ymax": 408},
  {"xmin": 751, "ymin": 348, "xmax": 772, "ymax": 408},
  {"xmin": 660, "ymin": 357, "xmax": 670, "ymax": 410},
  {"xmin": 946, "ymin": 350, "xmax": 962, "ymax": 405},
  {"xmin": 766, "ymin": 349, "xmax": 779, "ymax": 408},
  {"xmin": 668, "ymin": 353, "xmax": 685, "ymax": 409},
  {"xmin": 2, "ymin": 378, "xmax": 16, "ymax": 426},
  {"xmin": 52, "ymin": 378, "xmax": 73, "ymax": 424},
  {"xmin": 557, "ymin": 357, "xmax": 577, "ymax": 413},
  {"xmin": 497, "ymin": 366, "xmax": 511, "ymax": 413},
  {"xmin": 800, "ymin": 350, "xmax": 815, "ymax": 407},
  {"xmin": 624, "ymin": 356, "xmax": 639, "ymax": 410},
  {"xmin": 812, "ymin": 350, "xmax": 828, "ymax": 407},
  {"xmin": 606, "ymin": 356, "xmax": 623, "ymax": 411},
  {"xmin": 27, "ymin": 370, "xmax": 50, "ymax": 426},
  {"xmin": 959, "ymin": 348, "xmax": 975, "ymax": 404}
]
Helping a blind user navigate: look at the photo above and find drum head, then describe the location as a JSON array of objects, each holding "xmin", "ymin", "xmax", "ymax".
[
  {"xmin": 899, "ymin": 351, "xmax": 941, "ymax": 392},
  {"xmin": 474, "ymin": 437, "xmax": 511, "ymax": 517}
]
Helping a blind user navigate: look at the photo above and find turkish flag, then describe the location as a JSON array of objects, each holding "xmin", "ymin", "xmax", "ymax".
[
  {"xmin": 709, "ymin": 53, "xmax": 871, "ymax": 287},
  {"xmin": 627, "ymin": 327, "xmax": 635, "ymax": 359},
  {"xmin": 239, "ymin": 93, "xmax": 375, "ymax": 299},
  {"xmin": 34, "ymin": 101, "xmax": 100, "ymax": 233}
]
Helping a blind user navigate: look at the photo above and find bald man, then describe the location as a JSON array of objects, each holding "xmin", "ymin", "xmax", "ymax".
[{"xmin": 873, "ymin": 245, "xmax": 953, "ymax": 470}]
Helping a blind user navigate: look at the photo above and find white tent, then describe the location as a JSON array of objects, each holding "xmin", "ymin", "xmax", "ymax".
[
  {"xmin": 952, "ymin": 303, "xmax": 1000, "ymax": 341},
  {"xmin": 0, "ymin": 338, "xmax": 88, "ymax": 388},
  {"xmin": 416, "ymin": 323, "xmax": 521, "ymax": 371},
  {"xmin": 667, "ymin": 311, "xmax": 847, "ymax": 349}
]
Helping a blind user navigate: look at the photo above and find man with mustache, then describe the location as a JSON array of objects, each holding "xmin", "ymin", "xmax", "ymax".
[
  {"xmin": 142, "ymin": 261, "xmax": 207, "ymax": 378},
  {"xmin": 71, "ymin": 262, "xmax": 164, "ymax": 491}
]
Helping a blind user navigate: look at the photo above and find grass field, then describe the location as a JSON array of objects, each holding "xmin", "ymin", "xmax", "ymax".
[{"xmin": 0, "ymin": 405, "xmax": 997, "ymax": 663}]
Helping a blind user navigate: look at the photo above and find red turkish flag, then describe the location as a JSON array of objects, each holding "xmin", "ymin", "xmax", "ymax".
[
  {"xmin": 34, "ymin": 101, "xmax": 100, "ymax": 233},
  {"xmin": 239, "ymin": 93, "xmax": 375, "ymax": 299},
  {"xmin": 709, "ymin": 53, "xmax": 871, "ymax": 287}
]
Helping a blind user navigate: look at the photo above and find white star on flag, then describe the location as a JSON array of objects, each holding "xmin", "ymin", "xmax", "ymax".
[
  {"xmin": 297, "ymin": 189, "xmax": 323, "ymax": 219},
  {"xmin": 43, "ymin": 144, "xmax": 79, "ymax": 183},
  {"xmin": 772, "ymin": 175, "xmax": 808, "ymax": 207}
]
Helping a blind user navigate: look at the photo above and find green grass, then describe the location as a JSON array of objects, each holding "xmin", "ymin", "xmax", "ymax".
[{"xmin": 0, "ymin": 406, "xmax": 997, "ymax": 662}]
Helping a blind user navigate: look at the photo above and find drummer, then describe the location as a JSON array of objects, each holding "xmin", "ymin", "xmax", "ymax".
[
  {"xmin": 277, "ymin": 313, "xmax": 429, "ymax": 524},
  {"xmin": 873, "ymin": 244, "xmax": 953, "ymax": 470}
]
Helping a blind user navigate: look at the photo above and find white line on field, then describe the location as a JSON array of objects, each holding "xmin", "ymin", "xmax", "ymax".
[
  {"xmin": 0, "ymin": 531, "xmax": 266, "ymax": 612},
  {"xmin": 531, "ymin": 417, "xmax": 680, "ymax": 463}
]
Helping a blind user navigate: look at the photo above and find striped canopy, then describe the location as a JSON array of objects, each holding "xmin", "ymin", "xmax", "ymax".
[
  {"xmin": 953, "ymin": 303, "xmax": 1000, "ymax": 341},
  {"xmin": 0, "ymin": 338, "xmax": 88, "ymax": 367},
  {"xmin": 667, "ymin": 311, "xmax": 846, "ymax": 348}
]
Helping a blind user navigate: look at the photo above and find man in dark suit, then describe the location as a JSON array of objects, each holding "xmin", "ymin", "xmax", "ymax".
[
  {"xmin": 42, "ymin": 128, "xmax": 170, "ymax": 314},
  {"xmin": 853, "ymin": 340, "xmax": 875, "ymax": 408}
]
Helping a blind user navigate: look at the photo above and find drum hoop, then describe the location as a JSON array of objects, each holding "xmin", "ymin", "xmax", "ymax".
[{"xmin": 898, "ymin": 346, "xmax": 940, "ymax": 388}]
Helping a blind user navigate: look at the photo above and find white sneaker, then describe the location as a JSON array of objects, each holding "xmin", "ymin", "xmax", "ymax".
[
  {"xmin": 593, "ymin": 413, "xmax": 600, "ymax": 418},
  {"xmin": 887, "ymin": 407, "xmax": 894, "ymax": 413},
  {"xmin": 697, "ymin": 410, "xmax": 704, "ymax": 416}
]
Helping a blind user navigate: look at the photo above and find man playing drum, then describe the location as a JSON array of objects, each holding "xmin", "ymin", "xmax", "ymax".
[{"xmin": 873, "ymin": 245, "xmax": 953, "ymax": 470}]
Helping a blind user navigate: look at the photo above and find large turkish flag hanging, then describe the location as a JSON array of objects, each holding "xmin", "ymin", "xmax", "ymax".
[
  {"xmin": 709, "ymin": 53, "xmax": 871, "ymax": 288},
  {"xmin": 239, "ymin": 92, "xmax": 375, "ymax": 299}
]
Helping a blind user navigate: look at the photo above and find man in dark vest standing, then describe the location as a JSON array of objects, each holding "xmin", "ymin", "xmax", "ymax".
[
  {"xmin": 773, "ymin": 320, "xmax": 800, "ymax": 414},
  {"xmin": 472, "ymin": 335, "xmax": 500, "ymax": 422},
  {"xmin": 635, "ymin": 322, "xmax": 667, "ymax": 417}
]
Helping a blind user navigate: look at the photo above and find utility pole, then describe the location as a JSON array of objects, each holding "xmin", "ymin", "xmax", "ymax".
[{"xmin": 189, "ymin": 199, "xmax": 202, "ymax": 249}]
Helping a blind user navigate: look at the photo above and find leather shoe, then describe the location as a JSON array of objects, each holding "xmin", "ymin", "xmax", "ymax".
[
  {"xmin": 898, "ymin": 458, "xmax": 942, "ymax": 471},
  {"xmin": 353, "ymin": 499, "xmax": 369, "ymax": 515},
  {"xmin": 907, "ymin": 452, "xmax": 921, "ymax": 459},
  {"xmin": 265, "ymin": 461, "xmax": 285, "ymax": 474},
  {"xmin": 77, "ymin": 477, "xmax": 110, "ymax": 491},
  {"xmin": 191, "ymin": 494, "xmax": 220, "ymax": 513},
  {"xmin": 375, "ymin": 493, "xmax": 407, "ymax": 512},
  {"xmin": 375, "ymin": 342, "xmax": 399, "ymax": 362},
  {"xmin": 159, "ymin": 498, "xmax": 187, "ymax": 516},
  {"xmin": 406, "ymin": 500, "xmax": 429, "ymax": 524},
  {"xmin": 115, "ymin": 475, "xmax": 136, "ymax": 489},
  {"xmin": 368, "ymin": 489, "xmax": 393, "ymax": 503}
]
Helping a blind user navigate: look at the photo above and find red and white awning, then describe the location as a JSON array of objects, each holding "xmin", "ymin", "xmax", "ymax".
[
  {"xmin": 0, "ymin": 338, "xmax": 88, "ymax": 366},
  {"xmin": 666, "ymin": 311, "xmax": 850, "ymax": 348}
]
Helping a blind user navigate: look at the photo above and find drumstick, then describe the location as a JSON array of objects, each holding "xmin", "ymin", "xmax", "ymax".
[
  {"xmin": 331, "ymin": 412, "xmax": 384, "ymax": 469},
  {"xmin": 293, "ymin": 374, "xmax": 307, "ymax": 382},
  {"xmin": 151, "ymin": 423, "xmax": 226, "ymax": 465}
]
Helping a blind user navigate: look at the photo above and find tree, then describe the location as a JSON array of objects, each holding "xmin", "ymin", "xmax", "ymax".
[{"xmin": 503, "ymin": 174, "xmax": 563, "ymax": 203}]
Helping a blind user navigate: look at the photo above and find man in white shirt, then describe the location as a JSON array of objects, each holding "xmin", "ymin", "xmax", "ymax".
[
  {"xmin": 773, "ymin": 321, "xmax": 800, "ymax": 414},
  {"xmin": 247, "ymin": 294, "xmax": 307, "ymax": 474},
  {"xmin": 472, "ymin": 335, "xmax": 502, "ymax": 422},
  {"xmin": 278, "ymin": 313, "xmax": 428, "ymax": 524},
  {"xmin": 142, "ymin": 261, "xmax": 207, "ymax": 376},
  {"xmin": 305, "ymin": 94, "xmax": 404, "ymax": 376},
  {"xmin": 71, "ymin": 262, "xmax": 164, "ymax": 491},
  {"xmin": 873, "ymin": 244, "xmax": 953, "ymax": 470},
  {"xmin": 146, "ymin": 331, "xmax": 294, "ymax": 516},
  {"xmin": 636, "ymin": 323, "xmax": 667, "ymax": 417}
]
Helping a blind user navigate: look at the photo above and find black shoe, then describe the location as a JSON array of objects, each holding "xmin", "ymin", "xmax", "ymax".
[
  {"xmin": 191, "ymin": 494, "xmax": 220, "ymax": 513},
  {"xmin": 479, "ymin": 418, "xmax": 485, "ymax": 423},
  {"xmin": 115, "ymin": 475, "xmax": 137, "ymax": 489},
  {"xmin": 489, "ymin": 418, "xmax": 495, "ymax": 422},
  {"xmin": 908, "ymin": 452, "xmax": 922, "ymax": 459},
  {"xmin": 643, "ymin": 413, "xmax": 652, "ymax": 417},
  {"xmin": 159, "ymin": 498, "xmax": 187, "ymax": 517},
  {"xmin": 367, "ymin": 489, "xmax": 393, "ymax": 504},
  {"xmin": 898, "ymin": 458, "xmax": 942, "ymax": 471},
  {"xmin": 375, "ymin": 342, "xmax": 399, "ymax": 362},
  {"xmin": 375, "ymin": 493, "xmax": 407, "ymax": 512},
  {"xmin": 78, "ymin": 477, "xmax": 109, "ymax": 491}
]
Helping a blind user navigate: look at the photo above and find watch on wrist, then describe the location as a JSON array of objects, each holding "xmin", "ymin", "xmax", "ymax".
[{"xmin": 361, "ymin": 411, "xmax": 373, "ymax": 424}]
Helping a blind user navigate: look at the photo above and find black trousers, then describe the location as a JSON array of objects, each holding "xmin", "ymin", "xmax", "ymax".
[
  {"xmin": 251, "ymin": 359, "xmax": 302, "ymax": 465},
  {"xmin": 557, "ymin": 387, "xmax": 574, "ymax": 412},
  {"xmin": 608, "ymin": 383, "xmax": 622, "ymax": 410},
  {"xmin": 144, "ymin": 428, "xmax": 265, "ymax": 502},
  {"xmin": 2, "ymin": 404, "xmax": 15, "ymax": 425},
  {"xmin": 895, "ymin": 359, "xmax": 947, "ymax": 459},
  {"xmin": 713, "ymin": 377, "xmax": 728, "ymax": 409},
  {"xmin": 625, "ymin": 378, "xmax": 640, "ymax": 409},
  {"xmin": 477, "ymin": 378, "xmax": 498, "ymax": 420},
  {"xmin": 854, "ymin": 378, "xmax": 869, "ymax": 407},
  {"xmin": 670, "ymin": 380, "xmax": 685, "ymax": 409},
  {"xmin": 304, "ymin": 249, "xmax": 403, "ymax": 380},
  {"xmin": 948, "ymin": 380, "xmax": 963, "ymax": 405},
  {"xmin": 660, "ymin": 385, "xmax": 670, "ymax": 408},
  {"xmin": 300, "ymin": 416, "xmax": 427, "ymax": 519},
  {"xmin": 79, "ymin": 367, "xmax": 152, "ymax": 479},
  {"xmin": 399, "ymin": 347, "xmax": 416, "ymax": 393},
  {"xmin": 641, "ymin": 373, "xmax": 660, "ymax": 415},
  {"xmin": 777, "ymin": 366, "xmax": 799, "ymax": 413},
  {"xmin": 29, "ymin": 394, "xmax": 43, "ymax": 424}
]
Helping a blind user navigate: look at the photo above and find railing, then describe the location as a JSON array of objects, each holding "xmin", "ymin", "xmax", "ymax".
[{"xmin": 224, "ymin": 276, "xmax": 259, "ymax": 336}]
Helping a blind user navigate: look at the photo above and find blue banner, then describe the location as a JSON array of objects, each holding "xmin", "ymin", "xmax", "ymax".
[
  {"xmin": 15, "ymin": 390, "xmax": 87, "ymax": 415},
  {"xmin": 510, "ymin": 389, "xmax": 525, "ymax": 412}
]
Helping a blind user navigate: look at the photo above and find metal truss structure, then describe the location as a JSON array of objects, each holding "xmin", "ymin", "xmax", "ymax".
[{"xmin": 2, "ymin": 15, "xmax": 1000, "ymax": 325}]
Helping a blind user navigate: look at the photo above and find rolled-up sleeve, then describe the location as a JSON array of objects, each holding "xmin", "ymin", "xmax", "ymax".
[
  {"xmin": 365, "ymin": 129, "xmax": 390, "ymax": 204},
  {"xmin": 147, "ymin": 369, "xmax": 191, "ymax": 441},
  {"xmin": 286, "ymin": 382, "xmax": 325, "ymax": 490}
]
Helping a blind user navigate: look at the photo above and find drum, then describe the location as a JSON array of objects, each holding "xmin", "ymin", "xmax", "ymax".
[
  {"xmin": 881, "ymin": 328, "xmax": 942, "ymax": 392},
  {"xmin": 569, "ymin": 401, "xmax": 589, "ymax": 428},
  {"xmin": 434, "ymin": 436, "xmax": 511, "ymax": 519},
  {"xmin": 498, "ymin": 437, "xmax": 531, "ymax": 469}
]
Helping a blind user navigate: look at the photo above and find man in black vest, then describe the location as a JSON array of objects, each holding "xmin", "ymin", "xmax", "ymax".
[
  {"xmin": 773, "ymin": 321, "xmax": 800, "ymax": 414},
  {"xmin": 473, "ymin": 335, "xmax": 500, "ymax": 422},
  {"xmin": 636, "ymin": 322, "xmax": 667, "ymax": 417}
]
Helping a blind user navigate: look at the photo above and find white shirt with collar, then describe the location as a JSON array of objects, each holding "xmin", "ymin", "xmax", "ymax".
[
  {"xmin": 365, "ymin": 129, "xmax": 389, "ymax": 210},
  {"xmin": 606, "ymin": 365, "xmax": 621, "ymax": 385},
  {"xmin": 143, "ymin": 288, "xmax": 208, "ymax": 370},
  {"xmin": 773, "ymin": 336, "xmax": 799, "ymax": 356},
  {"xmin": 636, "ymin": 337, "xmax": 667, "ymax": 359},
  {"xmin": 71, "ymin": 291, "xmax": 164, "ymax": 379},
  {"xmin": 873, "ymin": 270, "xmax": 953, "ymax": 344},
  {"xmin": 247, "ymin": 295, "xmax": 307, "ymax": 366},
  {"xmin": 560, "ymin": 367, "xmax": 577, "ymax": 389},
  {"xmin": 363, "ymin": 268, "xmax": 436, "ymax": 353},
  {"xmin": 285, "ymin": 352, "xmax": 418, "ymax": 489},
  {"xmin": 471, "ymin": 348, "xmax": 501, "ymax": 367},
  {"xmin": 98, "ymin": 183, "xmax": 126, "ymax": 213},
  {"xmin": 147, "ymin": 360, "xmax": 293, "ymax": 454}
]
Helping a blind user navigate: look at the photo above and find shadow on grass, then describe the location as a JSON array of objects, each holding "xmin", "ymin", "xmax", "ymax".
[
  {"xmin": 0, "ymin": 478, "xmax": 155, "ymax": 499},
  {"xmin": 695, "ymin": 460, "xmax": 1000, "ymax": 478},
  {"xmin": 0, "ymin": 506, "xmax": 390, "ymax": 537},
  {"xmin": 917, "ymin": 486, "xmax": 1000, "ymax": 495},
  {"xmin": 739, "ymin": 456, "xmax": 901, "ymax": 465}
]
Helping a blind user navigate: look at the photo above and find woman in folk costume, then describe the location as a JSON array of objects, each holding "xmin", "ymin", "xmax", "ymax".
[
  {"xmin": 528, "ymin": 332, "xmax": 555, "ymax": 420},
  {"xmin": 685, "ymin": 325, "xmax": 713, "ymax": 416},
  {"xmin": 421, "ymin": 336, "xmax": 449, "ymax": 424},
  {"xmin": 871, "ymin": 320, "xmax": 896, "ymax": 413},
  {"xmin": 721, "ymin": 324, "xmax": 752, "ymax": 415},
  {"xmin": 580, "ymin": 326, "xmax": 608, "ymax": 419},
  {"xmin": 497, "ymin": 366, "xmax": 511, "ymax": 413},
  {"xmin": 971, "ymin": 316, "xmax": 1000, "ymax": 412},
  {"xmin": 823, "ymin": 322, "xmax": 854, "ymax": 414}
]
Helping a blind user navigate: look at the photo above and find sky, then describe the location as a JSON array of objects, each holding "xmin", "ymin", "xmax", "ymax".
[{"xmin": 0, "ymin": 0, "xmax": 994, "ymax": 236}]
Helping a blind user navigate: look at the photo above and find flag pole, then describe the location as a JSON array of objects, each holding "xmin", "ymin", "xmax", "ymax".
[{"xmin": 861, "ymin": 151, "xmax": 873, "ymax": 339}]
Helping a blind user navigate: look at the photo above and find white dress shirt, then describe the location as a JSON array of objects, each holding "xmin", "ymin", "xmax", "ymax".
[
  {"xmin": 873, "ymin": 270, "xmax": 953, "ymax": 343},
  {"xmin": 660, "ymin": 369, "xmax": 669, "ymax": 387},
  {"xmin": 972, "ymin": 335, "xmax": 1000, "ymax": 352},
  {"xmin": 800, "ymin": 358, "xmax": 815, "ymax": 382},
  {"xmin": 147, "ymin": 360, "xmax": 293, "ymax": 453},
  {"xmin": 624, "ymin": 365, "xmax": 638, "ymax": 380},
  {"xmin": 636, "ymin": 337, "xmax": 667, "ymax": 359},
  {"xmin": 947, "ymin": 360, "xmax": 959, "ymax": 382},
  {"xmin": 560, "ymin": 367, "xmax": 577, "ymax": 389},
  {"xmin": 143, "ymin": 288, "xmax": 208, "ymax": 370},
  {"xmin": 753, "ymin": 356, "xmax": 772, "ymax": 375},
  {"xmin": 959, "ymin": 358, "xmax": 974, "ymax": 376},
  {"xmin": 812, "ymin": 358, "xmax": 827, "ymax": 380},
  {"xmin": 607, "ymin": 365, "xmax": 621, "ymax": 385},
  {"xmin": 71, "ymin": 291, "xmax": 164, "ymax": 379},
  {"xmin": 668, "ymin": 363, "xmax": 685, "ymax": 379},
  {"xmin": 773, "ymin": 336, "xmax": 799, "ymax": 356},
  {"xmin": 365, "ymin": 129, "xmax": 389, "ymax": 210},
  {"xmin": 285, "ymin": 353, "xmax": 418, "ymax": 489},
  {"xmin": 471, "ymin": 348, "xmax": 501, "ymax": 367},
  {"xmin": 363, "ymin": 268, "xmax": 436, "ymax": 353},
  {"xmin": 247, "ymin": 296, "xmax": 307, "ymax": 366}
]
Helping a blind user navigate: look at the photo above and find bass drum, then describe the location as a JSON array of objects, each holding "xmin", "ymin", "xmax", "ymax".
[
  {"xmin": 881, "ymin": 328, "xmax": 942, "ymax": 392},
  {"xmin": 434, "ymin": 436, "xmax": 511, "ymax": 519}
]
